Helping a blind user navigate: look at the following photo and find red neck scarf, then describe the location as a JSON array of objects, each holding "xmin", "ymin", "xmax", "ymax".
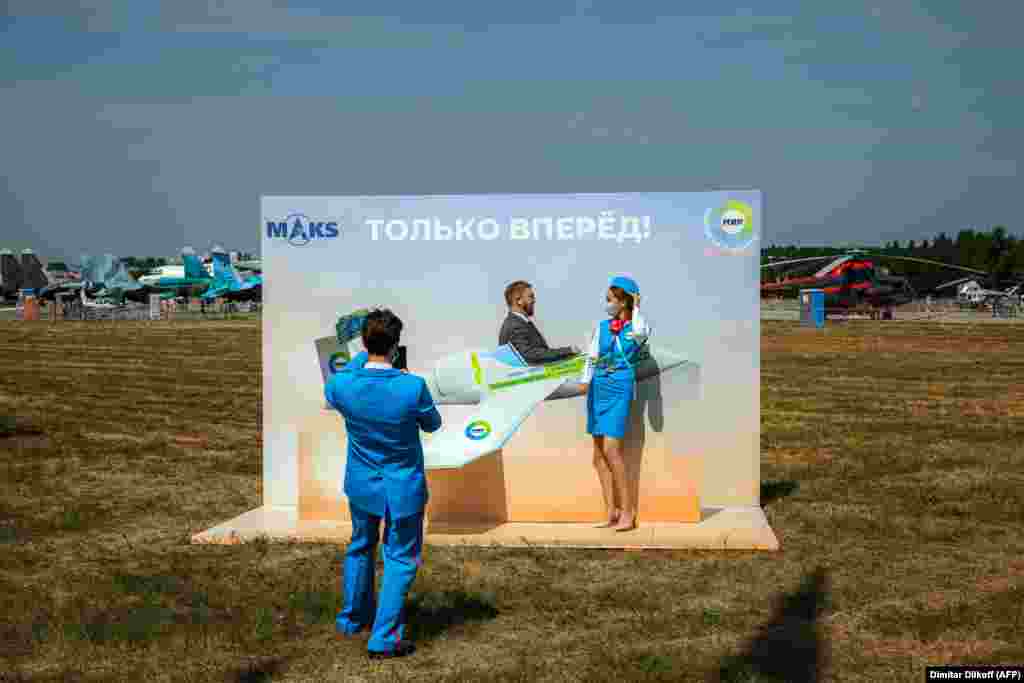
[{"xmin": 610, "ymin": 318, "xmax": 626, "ymax": 334}]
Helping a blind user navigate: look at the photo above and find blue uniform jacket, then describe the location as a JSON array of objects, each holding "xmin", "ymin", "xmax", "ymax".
[
  {"xmin": 325, "ymin": 351, "xmax": 443, "ymax": 520},
  {"xmin": 580, "ymin": 308, "xmax": 653, "ymax": 383}
]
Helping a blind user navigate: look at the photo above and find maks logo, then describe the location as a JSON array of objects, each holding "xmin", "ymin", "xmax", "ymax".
[
  {"xmin": 464, "ymin": 419, "xmax": 492, "ymax": 441},
  {"xmin": 266, "ymin": 212, "xmax": 340, "ymax": 247},
  {"xmin": 704, "ymin": 200, "xmax": 756, "ymax": 252}
]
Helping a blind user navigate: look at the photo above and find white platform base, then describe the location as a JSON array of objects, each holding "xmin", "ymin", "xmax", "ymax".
[{"xmin": 191, "ymin": 505, "xmax": 779, "ymax": 550}]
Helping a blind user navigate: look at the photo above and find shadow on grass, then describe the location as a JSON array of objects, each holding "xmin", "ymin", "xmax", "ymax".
[
  {"xmin": 0, "ymin": 414, "xmax": 43, "ymax": 437},
  {"xmin": 714, "ymin": 567, "xmax": 830, "ymax": 683},
  {"xmin": 760, "ymin": 480, "xmax": 799, "ymax": 506},
  {"xmin": 406, "ymin": 590, "xmax": 500, "ymax": 642},
  {"xmin": 233, "ymin": 656, "xmax": 288, "ymax": 683}
]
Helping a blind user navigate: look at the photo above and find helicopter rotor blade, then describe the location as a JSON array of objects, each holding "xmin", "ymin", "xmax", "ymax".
[
  {"xmin": 934, "ymin": 276, "xmax": 978, "ymax": 290},
  {"xmin": 863, "ymin": 254, "xmax": 991, "ymax": 275},
  {"xmin": 761, "ymin": 255, "xmax": 841, "ymax": 270},
  {"xmin": 763, "ymin": 251, "xmax": 993, "ymax": 277}
]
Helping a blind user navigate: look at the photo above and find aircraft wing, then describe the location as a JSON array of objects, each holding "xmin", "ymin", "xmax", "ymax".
[{"xmin": 423, "ymin": 374, "xmax": 569, "ymax": 470}]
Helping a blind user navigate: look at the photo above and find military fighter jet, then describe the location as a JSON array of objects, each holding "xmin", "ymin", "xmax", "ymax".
[{"xmin": 200, "ymin": 246, "xmax": 262, "ymax": 302}]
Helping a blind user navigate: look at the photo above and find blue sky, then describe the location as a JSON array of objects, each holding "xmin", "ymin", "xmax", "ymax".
[{"xmin": 2, "ymin": 1, "xmax": 1020, "ymax": 260}]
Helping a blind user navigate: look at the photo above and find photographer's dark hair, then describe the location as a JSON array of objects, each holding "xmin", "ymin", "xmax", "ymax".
[{"xmin": 361, "ymin": 308, "xmax": 403, "ymax": 355}]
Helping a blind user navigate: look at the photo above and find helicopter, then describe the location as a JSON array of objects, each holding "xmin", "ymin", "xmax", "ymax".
[
  {"xmin": 761, "ymin": 250, "xmax": 991, "ymax": 316},
  {"xmin": 946, "ymin": 280, "xmax": 1024, "ymax": 311}
]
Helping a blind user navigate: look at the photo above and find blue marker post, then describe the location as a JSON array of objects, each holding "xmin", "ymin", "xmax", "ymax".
[{"xmin": 800, "ymin": 289, "xmax": 825, "ymax": 328}]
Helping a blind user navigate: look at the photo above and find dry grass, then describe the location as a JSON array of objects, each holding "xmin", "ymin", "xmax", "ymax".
[{"xmin": 1, "ymin": 319, "xmax": 1023, "ymax": 682}]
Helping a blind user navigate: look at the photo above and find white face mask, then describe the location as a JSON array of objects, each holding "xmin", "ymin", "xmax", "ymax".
[{"xmin": 605, "ymin": 301, "xmax": 621, "ymax": 317}]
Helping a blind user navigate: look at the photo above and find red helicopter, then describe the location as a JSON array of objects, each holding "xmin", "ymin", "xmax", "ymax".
[{"xmin": 761, "ymin": 251, "xmax": 989, "ymax": 316}]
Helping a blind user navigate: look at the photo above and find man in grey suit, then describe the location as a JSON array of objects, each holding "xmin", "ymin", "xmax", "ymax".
[{"xmin": 499, "ymin": 280, "xmax": 581, "ymax": 364}]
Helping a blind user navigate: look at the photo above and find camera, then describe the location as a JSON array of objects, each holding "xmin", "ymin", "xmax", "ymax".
[{"xmin": 391, "ymin": 345, "xmax": 408, "ymax": 371}]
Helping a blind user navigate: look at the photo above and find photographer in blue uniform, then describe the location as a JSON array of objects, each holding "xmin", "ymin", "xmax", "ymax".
[{"xmin": 325, "ymin": 308, "xmax": 442, "ymax": 659}]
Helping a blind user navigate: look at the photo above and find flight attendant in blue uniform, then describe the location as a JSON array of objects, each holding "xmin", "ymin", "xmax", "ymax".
[
  {"xmin": 580, "ymin": 276, "xmax": 651, "ymax": 532},
  {"xmin": 325, "ymin": 309, "xmax": 442, "ymax": 659}
]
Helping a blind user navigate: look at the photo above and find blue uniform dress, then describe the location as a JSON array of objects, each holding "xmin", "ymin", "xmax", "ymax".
[
  {"xmin": 325, "ymin": 351, "xmax": 443, "ymax": 652},
  {"xmin": 583, "ymin": 312, "xmax": 651, "ymax": 439}
]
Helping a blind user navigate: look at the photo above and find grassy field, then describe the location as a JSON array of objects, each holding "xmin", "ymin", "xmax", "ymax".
[{"xmin": 1, "ymin": 319, "xmax": 1022, "ymax": 682}]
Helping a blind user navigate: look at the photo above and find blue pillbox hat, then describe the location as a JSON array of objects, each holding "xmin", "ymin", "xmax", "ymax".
[{"xmin": 610, "ymin": 276, "xmax": 639, "ymax": 295}]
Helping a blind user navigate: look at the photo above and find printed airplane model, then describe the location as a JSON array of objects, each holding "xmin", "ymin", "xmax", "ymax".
[{"xmin": 315, "ymin": 309, "xmax": 698, "ymax": 470}]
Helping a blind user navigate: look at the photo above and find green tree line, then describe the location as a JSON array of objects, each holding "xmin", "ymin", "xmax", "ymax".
[{"xmin": 762, "ymin": 227, "xmax": 1024, "ymax": 283}]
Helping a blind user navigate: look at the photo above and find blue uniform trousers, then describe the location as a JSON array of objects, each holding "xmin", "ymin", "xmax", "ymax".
[{"xmin": 336, "ymin": 502, "xmax": 424, "ymax": 652}]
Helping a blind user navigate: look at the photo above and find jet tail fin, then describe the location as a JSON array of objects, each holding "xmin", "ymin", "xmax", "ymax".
[
  {"xmin": 19, "ymin": 250, "xmax": 48, "ymax": 291},
  {"xmin": 104, "ymin": 259, "xmax": 141, "ymax": 291},
  {"xmin": 182, "ymin": 247, "xmax": 207, "ymax": 280},
  {"xmin": 213, "ymin": 247, "xmax": 253, "ymax": 287}
]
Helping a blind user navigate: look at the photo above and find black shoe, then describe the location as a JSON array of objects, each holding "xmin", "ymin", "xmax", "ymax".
[{"xmin": 368, "ymin": 640, "xmax": 416, "ymax": 659}]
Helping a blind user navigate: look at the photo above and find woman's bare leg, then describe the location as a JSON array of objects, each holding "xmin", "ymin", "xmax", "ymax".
[
  {"xmin": 604, "ymin": 437, "xmax": 636, "ymax": 531},
  {"xmin": 591, "ymin": 436, "xmax": 620, "ymax": 527}
]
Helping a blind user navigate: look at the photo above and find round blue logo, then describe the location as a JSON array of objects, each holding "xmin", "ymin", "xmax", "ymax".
[
  {"xmin": 464, "ymin": 420, "xmax": 492, "ymax": 440},
  {"xmin": 704, "ymin": 200, "xmax": 756, "ymax": 252},
  {"xmin": 328, "ymin": 352, "xmax": 348, "ymax": 374}
]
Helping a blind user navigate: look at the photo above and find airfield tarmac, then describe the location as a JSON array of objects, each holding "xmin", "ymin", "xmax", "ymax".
[
  {"xmin": 1, "ymin": 318, "xmax": 1022, "ymax": 681},
  {"xmin": 760, "ymin": 299, "xmax": 1023, "ymax": 323},
  {"xmin": 0, "ymin": 306, "xmax": 258, "ymax": 322}
]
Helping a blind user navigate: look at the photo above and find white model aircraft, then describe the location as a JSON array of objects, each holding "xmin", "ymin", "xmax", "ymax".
[{"xmin": 315, "ymin": 310, "xmax": 697, "ymax": 470}]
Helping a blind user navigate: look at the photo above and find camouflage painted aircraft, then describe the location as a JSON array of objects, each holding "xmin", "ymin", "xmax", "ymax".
[
  {"xmin": 134, "ymin": 247, "xmax": 214, "ymax": 298},
  {"xmin": 200, "ymin": 246, "xmax": 262, "ymax": 302}
]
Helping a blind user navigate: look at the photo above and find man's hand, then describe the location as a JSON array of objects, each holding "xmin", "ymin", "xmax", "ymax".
[{"xmin": 579, "ymin": 382, "xmax": 589, "ymax": 395}]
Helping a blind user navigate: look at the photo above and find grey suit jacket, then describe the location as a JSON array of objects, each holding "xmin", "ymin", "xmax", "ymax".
[{"xmin": 498, "ymin": 312, "xmax": 576, "ymax": 365}]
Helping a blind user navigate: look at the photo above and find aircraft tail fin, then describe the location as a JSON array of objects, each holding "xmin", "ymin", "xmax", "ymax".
[
  {"xmin": 182, "ymin": 247, "xmax": 207, "ymax": 280},
  {"xmin": 210, "ymin": 247, "xmax": 242, "ymax": 286},
  {"xmin": 81, "ymin": 254, "xmax": 117, "ymax": 286},
  {"xmin": 77, "ymin": 254, "xmax": 96, "ymax": 283},
  {"xmin": 104, "ymin": 259, "xmax": 141, "ymax": 291},
  {"xmin": 19, "ymin": 250, "xmax": 49, "ymax": 290},
  {"xmin": 1, "ymin": 249, "xmax": 23, "ymax": 297}
]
